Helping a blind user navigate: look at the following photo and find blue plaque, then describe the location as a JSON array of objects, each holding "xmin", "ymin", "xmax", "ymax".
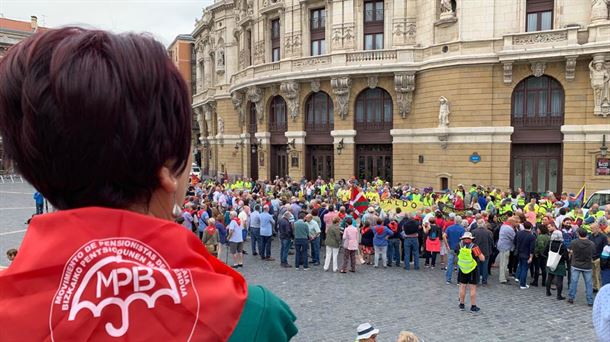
[{"xmin": 469, "ymin": 152, "xmax": 481, "ymax": 164}]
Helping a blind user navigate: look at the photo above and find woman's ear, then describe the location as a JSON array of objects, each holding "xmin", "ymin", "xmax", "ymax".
[{"xmin": 158, "ymin": 165, "xmax": 178, "ymax": 194}]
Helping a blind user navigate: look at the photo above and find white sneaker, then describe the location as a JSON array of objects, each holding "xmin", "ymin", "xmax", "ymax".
[{"xmin": 520, "ymin": 285, "xmax": 530, "ymax": 289}]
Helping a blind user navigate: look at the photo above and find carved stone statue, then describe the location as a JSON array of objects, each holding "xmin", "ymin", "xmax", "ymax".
[
  {"xmin": 217, "ymin": 117, "xmax": 224, "ymax": 134},
  {"xmin": 280, "ymin": 81, "xmax": 300, "ymax": 121},
  {"xmin": 439, "ymin": 96, "xmax": 450, "ymax": 127},
  {"xmin": 231, "ymin": 91, "xmax": 245, "ymax": 126},
  {"xmin": 395, "ymin": 73, "xmax": 415, "ymax": 118},
  {"xmin": 331, "ymin": 77, "xmax": 351, "ymax": 119},
  {"xmin": 590, "ymin": 57, "xmax": 610, "ymax": 117},
  {"xmin": 217, "ymin": 49, "xmax": 225, "ymax": 68},
  {"xmin": 246, "ymin": 86, "xmax": 264, "ymax": 122},
  {"xmin": 440, "ymin": 0, "xmax": 454, "ymax": 19},
  {"xmin": 591, "ymin": 0, "xmax": 610, "ymax": 23},
  {"xmin": 196, "ymin": 107, "xmax": 206, "ymax": 137}
]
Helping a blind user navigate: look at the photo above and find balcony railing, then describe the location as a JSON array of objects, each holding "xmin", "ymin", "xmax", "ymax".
[
  {"xmin": 502, "ymin": 27, "xmax": 578, "ymax": 51},
  {"xmin": 305, "ymin": 122, "xmax": 333, "ymax": 132},
  {"xmin": 355, "ymin": 121, "xmax": 392, "ymax": 130},
  {"xmin": 269, "ymin": 122, "xmax": 287, "ymax": 133},
  {"xmin": 512, "ymin": 115, "xmax": 563, "ymax": 128},
  {"xmin": 346, "ymin": 49, "xmax": 397, "ymax": 62}
]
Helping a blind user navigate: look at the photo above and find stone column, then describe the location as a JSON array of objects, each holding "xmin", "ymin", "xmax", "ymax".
[
  {"xmin": 255, "ymin": 132, "xmax": 271, "ymax": 180},
  {"xmin": 285, "ymin": 131, "xmax": 306, "ymax": 179},
  {"xmin": 331, "ymin": 130, "xmax": 356, "ymax": 180}
]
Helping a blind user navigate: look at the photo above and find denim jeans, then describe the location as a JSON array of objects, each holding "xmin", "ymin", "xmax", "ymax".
[
  {"xmin": 568, "ymin": 267, "xmax": 593, "ymax": 305},
  {"xmin": 310, "ymin": 236, "xmax": 321, "ymax": 264},
  {"xmin": 260, "ymin": 235, "xmax": 272, "ymax": 258},
  {"xmin": 387, "ymin": 239, "xmax": 401, "ymax": 265},
  {"xmin": 35, "ymin": 203, "xmax": 44, "ymax": 215},
  {"xmin": 517, "ymin": 257, "xmax": 529, "ymax": 287},
  {"xmin": 478, "ymin": 259, "xmax": 490, "ymax": 284},
  {"xmin": 280, "ymin": 239, "xmax": 292, "ymax": 264},
  {"xmin": 373, "ymin": 245, "xmax": 388, "ymax": 267},
  {"xmin": 403, "ymin": 238, "xmax": 420, "ymax": 270},
  {"xmin": 446, "ymin": 251, "xmax": 456, "ymax": 282},
  {"xmin": 294, "ymin": 238, "xmax": 309, "ymax": 268},
  {"xmin": 250, "ymin": 227, "xmax": 261, "ymax": 254}
]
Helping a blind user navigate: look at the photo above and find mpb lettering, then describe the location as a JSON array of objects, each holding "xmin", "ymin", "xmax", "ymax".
[{"xmin": 96, "ymin": 266, "xmax": 156, "ymax": 298}]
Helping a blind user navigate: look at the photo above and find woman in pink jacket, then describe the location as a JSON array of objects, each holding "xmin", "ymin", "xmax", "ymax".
[{"xmin": 341, "ymin": 217, "xmax": 359, "ymax": 273}]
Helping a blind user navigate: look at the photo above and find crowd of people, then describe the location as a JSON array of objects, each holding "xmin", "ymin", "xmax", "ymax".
[{"xmin": 179, "ymin": 176, "xmax": 610, "ymax": 314}]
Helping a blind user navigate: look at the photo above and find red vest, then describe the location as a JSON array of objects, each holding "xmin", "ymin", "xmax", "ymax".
[{"xmin": 0, "ymin": 207, "xmax": 246, "ymax": 341}]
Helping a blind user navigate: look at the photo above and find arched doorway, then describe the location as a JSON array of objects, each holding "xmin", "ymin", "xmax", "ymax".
[
  {"xmin": 305, "ymin": 91, "xmax": 334, "ymax": 180},
  {"xmin": 511, "ymin": 75, "xmax": 564, "ymax": 193},
  {"xmin": 354, "ymin": 88, "xmax": 393, "ymax": 182},
  {"xmin": 269, "ymin": 95, "xmax": 288, "ymax": 179}
]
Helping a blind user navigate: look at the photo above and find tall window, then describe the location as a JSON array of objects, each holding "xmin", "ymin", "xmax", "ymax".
[
  {"xmin": 190, "ymin": 44, "xmax": 196, "ymax": 95},
  {"xmin": 364, "ymin": 0, "xmax": 384, "ymax": 50},
  {"xmin": 305, "ymin": 92, "xmax": 334, "ymax": 130},
  {"xmin": 526, "ymin": 0, "xmax": 553, "ymax": 32},
  {"xmin": 246, "ymin": 29, "xmax": 253, "ymax": 66},
  {"xmin": 310, "ymin": 8, "xmax": 326, "ymax": 56},
  {"xmin": 271, "ymin": 19, "xmax": 281, "ymax": 62},
  {"xmin": 269, "ymin": 96, "xmax": 287, "ymax": 132},
  {"xmin": 512, "ymin": 76, "xmax": 564, "ymax": 128},
  {"xmin": 355, "ymin": 88, "xmax": 392, "ymax": 129}
]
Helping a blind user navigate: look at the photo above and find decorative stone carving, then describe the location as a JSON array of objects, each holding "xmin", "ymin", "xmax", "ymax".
[
  {"xmin": 438, "ymin": 134, "xmax": 449, "ymax": 149},
  {"xmin": 331, "ymin": 24, "xmax": 354, "ymax": 49},
  {"xmin": 367, "ymin": 76, "xmax": 378, "ymax": 89},
  {"xmin": 513, "ymin": 31, "xmax": 567, "ymax": 45},
  {"xmin": 293, "ymin": 56, "xmax": 331, "ymax": 68},
  {"xmin": 531, "ymin": 62, "xmax": 546, "ymax": 77},
  {"xmin": 202, "ymin": 102, "xmax": 215, "ymax": 135},
  {"xmin": 331, "ymin": 77, "xmax": 351, "ymax": 119},
  {"xmin": 590, "ymin": 55, "xmax": 610, "ymax": 117},
  {"xmin": 217, "ymin": 117, "xmax": 224, "ymax": 135},
  {"xmin": 253, "ymin": 41, "xmax": 265, "ymax": 64},
  {"xmin": 196, "ymin": 107, "xmax": 206, "ymax": 138},
  {"xmin": 285, "ymin": 32, "xmax": 302, "ymax": 49},
  {"xmin": 394, "ymin": 73, "xmax": 416, "ymax": 118},
  {"xmin": 270, "ymin": 84, "xmax": 279, "ymax": 97},
  {"xmin": 591, "ymin": 0, "xmax": 609, "ymax": 23},
  {"xmin": 503, "ymin": 62, "xmax": 513, "ymax": 85},
  {"xmin": 246, "ymin": 86, "xmax": 264, "ymax": 122},
  {"xmin": 231, "ymin": 91, "xmax": 245, "ymax": 127},
  {"xmin": 566, "ymin": 57, "xmax": 577, "ymax": 81},
  {"xmin": 439, "ymin": 96, "xmax": 450, "ymax": 128},
  {"xmin": 280, "ymin": 81, "xmax": 300, "ymax": 121},
  {"xmin": 392, "ymin": 20, "xmax": 416, "ymax": 45},
  {"xmin": 216, "ymin": 48, "xmax": 225, "ymax": 74},
  {"xmin": 310, "ymin": 80, "xmax": 320, "ymax": 93},
  {"xmin": 440, "ymin": 0, "xmax": 454, "ymax": 19}
]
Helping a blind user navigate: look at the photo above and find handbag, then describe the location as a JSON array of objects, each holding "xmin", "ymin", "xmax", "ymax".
[{"xmin": 546, "ymin": 242, "xmax": 562, "ymax": 271}]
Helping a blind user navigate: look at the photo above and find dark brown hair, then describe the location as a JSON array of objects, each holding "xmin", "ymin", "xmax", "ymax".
[{"xmin": 0, "ymin": 28, "xmax": 191, "ymax": 209}]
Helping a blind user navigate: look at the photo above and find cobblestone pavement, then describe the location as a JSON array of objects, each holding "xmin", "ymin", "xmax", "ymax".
[
  {"xmin": 0, "ymin": 183, "xmax": 598, "ymax": 341},
  {"xmin": 234, "ymin": 239, "xmax": 597, "ymax": 342}
]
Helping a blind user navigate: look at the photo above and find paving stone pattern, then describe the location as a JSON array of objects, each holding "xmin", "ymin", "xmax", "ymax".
[{"xmin": 235, "ymin": 239, "xmax": 597, "ymax": 342}]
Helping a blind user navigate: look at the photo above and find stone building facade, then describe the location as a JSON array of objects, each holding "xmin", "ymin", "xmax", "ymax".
[{"xmin": 191, "ymin": 0, "xmax": 610, "ymax": 194}]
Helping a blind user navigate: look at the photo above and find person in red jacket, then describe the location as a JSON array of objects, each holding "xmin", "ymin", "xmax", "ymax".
[{"xmin": 0, "ymin": 27, "xmax": 297, "ymax": 341}]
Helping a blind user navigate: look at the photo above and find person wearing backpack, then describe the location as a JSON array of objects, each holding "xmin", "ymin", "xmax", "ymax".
[
  {"xmin": 424, "ymin": 218, "xmax": 442, "ymax": 268},
  {"xmin": 455, "ymin": 232, "xmax": 485, "ymax": 312},
  {"xmin": 543, "ymin": 230, "xmax": 568, "ymax": 300}
]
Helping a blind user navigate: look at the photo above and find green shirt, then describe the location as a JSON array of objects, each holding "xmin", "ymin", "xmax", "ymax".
[
  {"xmin": 229, "ymin": 285, "xmax": 298, "ymax": 341},
  {"xmin": 294, "ymin": 219, "xmax": 310, "ymax": 239}
]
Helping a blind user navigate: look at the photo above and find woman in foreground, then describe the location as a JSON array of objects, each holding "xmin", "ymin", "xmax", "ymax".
[{"xmin": 0, "ymin": 27, "xmax": 297, "ymax": 341}]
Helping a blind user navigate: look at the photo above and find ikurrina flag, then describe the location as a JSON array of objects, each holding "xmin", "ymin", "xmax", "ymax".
[
  {"xmin": 350, "ymin": 186, "xmax": 369, "ymax": 218},
  {"xmin": 0, "ymin": 207, "xmax": 247, "ymax": 341}
]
